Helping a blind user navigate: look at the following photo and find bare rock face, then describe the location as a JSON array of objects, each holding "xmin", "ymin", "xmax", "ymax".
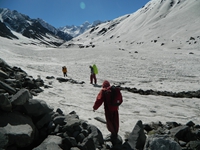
[
  {"xmin": 144, "ymin": 135, "xmax": 182, "ymax": 150},
  {"xmin": 0, "ymin": 112, "xmax": 37, "ymax": 148},
  {"xmin": 11, "ymin": 88, "xmax": 32, "ymax": 105},
  {"xmin": 33, "ymin": 135, "xmax": 63, "ymax": 150}
]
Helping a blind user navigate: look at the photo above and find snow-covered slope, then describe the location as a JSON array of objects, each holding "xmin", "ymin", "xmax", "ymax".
[{"xmin": 65, "ymin": 0, "xmax": 200, "ymax": 50}]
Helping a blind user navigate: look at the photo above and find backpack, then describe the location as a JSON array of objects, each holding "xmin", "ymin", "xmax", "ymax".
[
  {"xmin": 62, "ymin": 66, "xmax": 67, "ymax": 72},
  {"xmin": 109, "ymin": 85, "xmax": 123, "ymax": 106}
]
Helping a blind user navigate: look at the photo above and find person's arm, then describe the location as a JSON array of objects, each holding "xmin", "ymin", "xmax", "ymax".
[{"xmin": 93, "ymin": 90, "xmax": 104, "ymax": 111}]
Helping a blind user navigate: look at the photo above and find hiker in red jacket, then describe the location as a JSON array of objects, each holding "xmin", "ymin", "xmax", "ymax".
[{"xmin": 93, "ymin": 80, "xmax": 123, "ymax": 139}]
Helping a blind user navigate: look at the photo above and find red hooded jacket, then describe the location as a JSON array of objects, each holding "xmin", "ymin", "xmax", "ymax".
[{"xmin": 93, "ymin": 80, "xmax": 121, "ymax": 111}]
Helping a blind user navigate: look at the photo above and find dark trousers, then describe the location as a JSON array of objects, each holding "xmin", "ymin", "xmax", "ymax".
[
  {"xmin": 90, "ymin": 74, "xmax": 97, "ymax": 84},
  {"xmin": 63, "ymin": 72, "xmax": 67, "ymax": 77},
  {"xmin": 105, "ymin": 109, "xmax": 119, "ymax": 135}
]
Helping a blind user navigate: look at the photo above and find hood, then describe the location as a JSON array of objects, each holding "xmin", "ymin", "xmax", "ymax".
[{"xmin": 102, "ymin": 80, "xmax": 110, "ymax": 88}]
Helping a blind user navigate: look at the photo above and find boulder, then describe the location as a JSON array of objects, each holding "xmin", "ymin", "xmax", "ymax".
[
  {"xmin": 170, "ymin": 125, "xmax": 196, "ymax": 142},
  {"xmin": 0, "ymin": 80, "xmax": 16, "ymax": 94},
  {"xmin": 125, "ymin": 120, "xmax": 146, "ymax": 150},
  {"xmin": 56, "ymin": 77, "xmax": 69, "ymax": 82},
  {"xmin": 62, "ymin": 135, "xmax": 78, "ymax": 149},
  {"xmin": 0, "ymin": 93, "xmax": 12, "ymax": 111},
  {"xmin": 0, "ymin": 112, "xmax": 36, "ymax": 148},
  {"xmin": 23, "ymin": 99, "xmax": 53, "ymax": 117},
  {"xmin": 78, "ymin": 134, "xmax": 96, "ymax": 150},
  {"xmin": 0, "ymin": 70, "xmax": 9, "ymax": 79},
  {"xmin": 33, "ymin": 135, "xmax": 62, "ymax": 150},
  {"xmin": 11, "ymin": 88, "xmax": 32, "ymax": 105},
  {"xmin": 36, "ymin": 112, "xmax": 52, "ymax": 129},
  {"xmin": 0, "ymin": 128, "xmax": 8, "ymax": 149},
  {"xmin": 144, "ymin": 134, "xmax": 182, "ymax": 150},
  {"xmin": 187, "ymin": 141, "xmax": 200, "ymax": 150},
  {"xmin": 88, "ymin": 125, "xmax": 104, "ymax": 148},
  {"xmin": 53, "ymin": 115, "xmax": 66, "ymax": 125}
]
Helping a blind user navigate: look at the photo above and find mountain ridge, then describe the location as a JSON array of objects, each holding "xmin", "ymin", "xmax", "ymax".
[
  {"xmin": 0, "ymin": 8, "xmax": 73, "ymax": 47},
  {"xmin": 59, "ymin": 20, "xmax": 106, "ymax": 37},
  {"xmin": 64, "ymin": 0, "xmax": 200, "ymax": 50},
  {"xmin": 0, "ymin": 0, "xmax": 200, "ymax": 49},
  {"xmin": 0, "ymin": 7, "xmax": 105, "ymax": 46}
]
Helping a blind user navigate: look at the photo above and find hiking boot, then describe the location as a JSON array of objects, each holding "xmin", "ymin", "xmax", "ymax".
[{"xmin": 111, "ymin": 134, "xmax": 123, "ymax": 146}]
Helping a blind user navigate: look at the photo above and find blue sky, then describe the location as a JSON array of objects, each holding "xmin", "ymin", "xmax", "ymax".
[{"xmin": 0, "ymin": 0, "xmax": 150, "ymax": 28}]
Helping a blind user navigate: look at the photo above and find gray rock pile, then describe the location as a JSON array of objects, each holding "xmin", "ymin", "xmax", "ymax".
[
  {"xmin": 0, "ymin": 58, "xmax": 44, "ymax": 97},
  {"xmin": 56, "ymin": 77, "xmax": 85, "ymax": 84},
  {"xmin": 0, "ymin": 58, "xmax": 104, "ymax": 149},
  {"xmin": 1, "ymin": 57, "xmax": 200, "ymax": 150},
  {"xmin": 121, "ymin": 87, "xmax": 200, "ymax": 98}
]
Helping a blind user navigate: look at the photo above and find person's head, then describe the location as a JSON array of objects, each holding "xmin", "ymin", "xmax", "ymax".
[{"xmin": 102, "ymin": 80, "xmax": 110, "ymax": 88}]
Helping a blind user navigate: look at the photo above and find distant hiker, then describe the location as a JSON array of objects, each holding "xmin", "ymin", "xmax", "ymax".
[
  {"xmin": 89, "ymin": 65, "xmax": 97, "ymax": 84},
  {"xmin": 93, "ymin": 80, "xmax": 123, "ymax": 145},
  {"xmin": 62, "ymin": 66, "xmax": 67, "ymax": 77}
]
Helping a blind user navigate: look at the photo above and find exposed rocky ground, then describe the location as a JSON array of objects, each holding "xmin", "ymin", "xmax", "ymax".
[
  {"xmin": 121, "ymin": 86, "xmax": 200, "ymax": 99},
  {"xmin": 0, "ymin": 57, "xmax": 200, "ymax": 150}
]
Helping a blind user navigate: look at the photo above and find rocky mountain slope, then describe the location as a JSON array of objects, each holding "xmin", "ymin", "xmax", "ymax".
[
  {"xmin": 0, "ymin": 8, "xmax": 105, "ymax": 47},
  {"xmin": 0, "ymin": 8, "xmax": 72, "ymax": 47}
]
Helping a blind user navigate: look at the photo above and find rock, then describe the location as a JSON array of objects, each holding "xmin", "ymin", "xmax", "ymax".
[
  {"xmin": 64, "ymin": 113, "xmax": 80, "ymax": 127},
  {"xmin": 144, "ymin": 134, "xmax": 182, "ymax": 150},
  {"xmin": 23, "ymin": 99, "xmax": 53, "ymax": 117},
  {"xmin": 11, "ymin": 88, "xmax": 32, "ymax": 105},
  {"xmin": 46, "ymin": 76, "xmax": 55, "ymax": 79},
  {"xmin": 0, "ymin": 128, "xmax": 8, "ymax": 149},
  {"xmin": 0, "ymin": 70, "xmax": 9, "ymax": 79},
  {"xmin": 170, "ymin": 125, "xmax": 196, "ymax": 142},
  {"xmin": 56, "ymin": 108, "xmax": 64, "ymax": 115},
  {"xmin": 0, "ymin": 80, "xmax": 16, "ymax": 94},
  {"xmin": 88, "ymin": 125, "xmax": 104, "ymax": 148},
  {"xmin": 56, "ymin": 77, "xmax": 69, "ymax": 82},
  {"xmin": 33, "ymin": 135, "xmax": 62, "ymax": 150},
  {"xmin": 0, "ymin": 112, "xmax": 36, "ymax": 148},
  {"xmin": 36, "ymin": 112, "xmax": 52, "ymax": 129},
  {"xmin": 187, "ymin": 141, "xmax": 200, "ymax": 150},
  {"xmin": 186, "ymin": 121, "xmax": 195, "ymax": 127},
  {"xmin": 165, "ymin": 122, "xmax": 180, "ymax": 129},
  {"xmin": 78, "ymin": 134, "xmax": 96, "ymax": 150},
  {"xmin": 94, "ymin": 117, "xmax": 107, "ymax": 124},
  {"xmin": 53, "ymin": 115, "xmax": 66, "ymax": 125},
  {"xmin": 104, "ymin": 133, "xmax": 123, "ymax": 147},
  {"xmin": 125, "ymin": 120, "xmax": 146, "ymax": 150},
  {"xmin": 62, "ymin": 136, "xmax": 77, "ymax": 149},
  {"xmin": 0, "ymin": 93, "xmax": 12, "ymax": 111}
]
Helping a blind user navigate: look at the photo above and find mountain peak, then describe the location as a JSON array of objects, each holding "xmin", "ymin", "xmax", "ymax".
[
  {"xmin": 59, "ymin": 20, "xmax": 105, "ymax": 37},
  {"xmin": 0, "ymin": 8, "xmax": 72, "ymax": 46},
  {"xmin": 62, "ymin": 0, "xmax": 200, "ymax": 50}
]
